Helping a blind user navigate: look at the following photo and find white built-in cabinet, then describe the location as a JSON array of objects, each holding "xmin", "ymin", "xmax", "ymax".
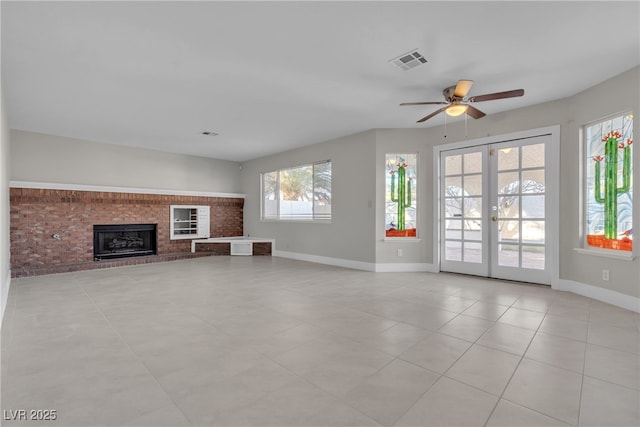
[{"xmin": 170, "ymin": 205, "xmax": 210, "ymax": 240}]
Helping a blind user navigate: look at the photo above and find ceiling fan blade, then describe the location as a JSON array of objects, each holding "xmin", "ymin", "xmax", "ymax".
[
  {"xmin": 417, "ymin": 107, "xmax": 447, "ymax": 123},
  {"xmin": 454, "ymin": 80, "xmax": 474, "ymax": 98},
  {"xmin": 465, "ymin": 105, "xmax": 486, "ymax": 119},
  {"xmin": 468, "ymin": 89, "xmax": 524, "ymax": 103},
  {"xmin": 400, "ymin": 101, "xmax": 448, "ymax": 106}
]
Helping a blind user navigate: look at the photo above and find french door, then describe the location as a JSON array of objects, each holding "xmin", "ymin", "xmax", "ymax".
[{"xmin": 439, "ymin": 135, "xmax": 551, "ymax": 284}]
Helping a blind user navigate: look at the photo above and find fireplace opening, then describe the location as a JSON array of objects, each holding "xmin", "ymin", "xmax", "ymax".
[{"xmin": 93, "ymin": 224, "xmax": 157, "ymax": 260}]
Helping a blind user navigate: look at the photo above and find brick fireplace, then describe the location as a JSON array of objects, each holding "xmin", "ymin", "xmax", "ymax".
[{"xmin": 9, "ymin": 187, "xmax": 245, "ymax": 277}]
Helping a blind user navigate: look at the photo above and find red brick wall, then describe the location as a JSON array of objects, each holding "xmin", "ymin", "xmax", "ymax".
[
  {"xmin": 253, "ymin": 242, "xmax": 272, "ymax": 256},
  {"xmin": 10, "ymin": 188, "xmax": 246, "ymax": 277}
]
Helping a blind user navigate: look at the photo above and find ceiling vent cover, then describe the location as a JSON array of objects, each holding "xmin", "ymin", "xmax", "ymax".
[{"xmin": 389, "ymin": 49, "xmax": 427, "ymax": 71}]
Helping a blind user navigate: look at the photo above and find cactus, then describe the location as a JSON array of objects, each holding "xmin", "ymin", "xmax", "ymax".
[
  {"xmin": 593, "ymin": 131, "xmax": 632, "ymax": 240},
  {"xmin": 390, "ymin": 161, "xmax": 412, "ymax": 230}
]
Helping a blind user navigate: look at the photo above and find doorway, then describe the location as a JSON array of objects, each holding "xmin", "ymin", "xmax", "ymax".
[{"xmin": 436, "ymin": 128, "xmax": 558, "ymax": 285}]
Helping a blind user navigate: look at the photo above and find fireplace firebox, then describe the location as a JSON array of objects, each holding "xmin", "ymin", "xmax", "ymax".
[{"xmin": 93, "ymin": 224, "xmax": 157, "ymax": 260}]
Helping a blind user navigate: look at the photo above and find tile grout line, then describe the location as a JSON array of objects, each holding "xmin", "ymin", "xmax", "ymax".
[
  {"xmin": 169, "ymin": 289, "xmax": 387, "ymax": 426},
  {"xmin": 237, "ymin": 282, "xmax": 453, "ymax": 426},
  {"xmin": 257, "ymin": 338, "xmax": 386, "ymax": 426},
  {"xmin": 575, "ymin": 299, "xmax": 594, "ymax": 427},
  {"xmin": 77, "ymin": 278, "xmax": 195, "ymax": 427},
  {"xmin": 481, "ymin": 303, "xmax": 575, "ymax": 427},
  {"xmin": 388, "ymin": 294, "xmax": 522, "ymax": 426}
]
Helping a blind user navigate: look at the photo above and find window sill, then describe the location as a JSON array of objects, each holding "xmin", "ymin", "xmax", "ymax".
[
  {"xmin": 573, "ymin": 247, "xmax": 635, "ymax": 261},
  {"xmin": 383, "ymin": 238, "xmax": 422, "ymax": 243},
  {"xmin": 260, "ymin": 219, "xmax": 332, "ymax": 224}
]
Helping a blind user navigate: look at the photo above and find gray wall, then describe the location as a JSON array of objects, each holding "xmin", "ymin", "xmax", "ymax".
[
  {"xmin": 241, "ymin": 130, "xmax": 376, "ymax": 263},
  {"xmin": 10, "ymin": 130, "xmax": 243, "ymax": 194},
  {"xmin": 1, "ymin": 85, "xmax": 11, "ymax": 323},
  {"xmin": 242, "ymin": 66, "xmax": 639, "ymax": 299}
]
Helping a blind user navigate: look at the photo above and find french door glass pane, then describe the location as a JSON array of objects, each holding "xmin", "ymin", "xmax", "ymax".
[
  {"xmin": 445, "ymin": 177, "xmax": 462, "ymax": 193},
  {"xmin": 445, "ymin": 197, "xmax": 462, "ymax": 217},
  {"xmin": 522, "ymin": 196, "xmax": 544, "ymax": 218},
  {"xmin": 445, "ymin": 220, "xmax": 462, "ymax": 239},
  {"xmin": 522, "ymin": 170, "xmax": 545, "ymax": 192},
  {"xmin": 464, "ymin": 198, "xmax": 482, "ymax": 217},
  {"xmin": 464, "ymin": 241, "xmax": 482, "ymax": 263},
  {"xmin": 498, "ymin": 196, "xmax": 519, "ymax": 219},
  {"xmin": 498, "ymin": 172, "xmax": 520, "ymax": 194},
  {"xmin": 522, "ymin": 246, "xmax": 545, "ymax": 270},
  {"xmin": 498, "ymin": 147, "xmax": 519, "ymax": 170},
  {"xmin": 498, "ymin": 244, "xmax": 519, "ymax": 267},
  {"xmin": 464, "ymin": 152, "xmax": 483, "ymax": 173},
  {"xmin": 522, "ymin": 144, "xmax": 545, "ymax": 168},
  {"xmin": 445, "ymin": 240, "xmax": 462, "ymax": 261},
  {"xmin": 445, "ymin": 155, "xmax": 462, "ymax": 175},
  {"xmin": 463, "ymin": 175, "xmax": 483, "ymax": 196},
  {"xmin": 463, "ymin": 219, "xmax": 481, "ymax": 232},
  {"xmin": 523, "ymin": 221, "xmax": 545, "ymax": 244},
  {"xmin": 499, "ymin": 220, "xmax": 520, "ymax": 243},
  {"xmin": 464, "ymin": 225, "xmax": 482, "ymax": 249}
]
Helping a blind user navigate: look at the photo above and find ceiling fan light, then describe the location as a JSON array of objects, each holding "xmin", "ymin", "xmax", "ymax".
[{"xmin": 446, "ymin": 104, "xmax": 468, "ymax": 117}]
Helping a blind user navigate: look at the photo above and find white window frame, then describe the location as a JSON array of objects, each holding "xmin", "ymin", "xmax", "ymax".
[{"xmin": 261, "ymin": 160, "xmax": 331, "ymax": 222}]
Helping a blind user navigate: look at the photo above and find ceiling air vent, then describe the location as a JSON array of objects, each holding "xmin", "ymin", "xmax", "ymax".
[{"xmin": 389, "ymin": 49, "xmax": 427, "ymax": 71}]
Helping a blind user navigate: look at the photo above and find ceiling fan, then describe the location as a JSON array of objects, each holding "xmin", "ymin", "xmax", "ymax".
[{"xmin": 400, "ymin": 80, "xmax": 524, "ymax": 123}]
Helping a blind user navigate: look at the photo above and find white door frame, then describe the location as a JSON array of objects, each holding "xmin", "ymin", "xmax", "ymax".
[{"xmin": 432, "ymin": 125, "xmax": 560, "ymax": 285}]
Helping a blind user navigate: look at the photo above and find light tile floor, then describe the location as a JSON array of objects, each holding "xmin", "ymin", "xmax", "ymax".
[{"xmin": 1, "ymin": 256, "xmax": 639, "ymax": 426}]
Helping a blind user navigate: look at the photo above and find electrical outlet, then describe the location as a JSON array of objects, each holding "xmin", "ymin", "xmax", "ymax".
[
  {"xmin": 602, "ymin": 269, "xmax": 610, "ymax": 281},
  {"xmin": 397, "ymin": 249, "xmax": 403, "ymax": 257}
]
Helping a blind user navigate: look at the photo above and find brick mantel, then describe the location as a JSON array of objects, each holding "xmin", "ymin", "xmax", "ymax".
[{"xmin": 10, "ymin": 187, "xmax": 245, "ymax": 277}]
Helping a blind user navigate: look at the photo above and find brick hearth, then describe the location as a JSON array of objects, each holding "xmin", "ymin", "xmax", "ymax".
[{"xmin": 9, "ymin": 187, "xmax": 248, "ymax": 277}]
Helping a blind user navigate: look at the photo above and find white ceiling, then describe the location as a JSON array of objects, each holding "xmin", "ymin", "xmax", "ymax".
[{"xmin": 2, "ymin": 1, "xmax": 639, "ymax": 162}]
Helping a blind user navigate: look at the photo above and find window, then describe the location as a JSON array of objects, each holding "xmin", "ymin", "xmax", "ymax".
[
  {"xmin": 386, "ymin": 154, "xmax": 417, "ymax": 237},
  {"xmin": 262, "ymin": 160, "xmax": 331, "ymax": 221},
  {"xmin": 585, "ymin": 113, "xmax": 633, "ymax": 252}
]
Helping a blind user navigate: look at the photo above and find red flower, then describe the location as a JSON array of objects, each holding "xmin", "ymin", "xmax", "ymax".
[
  {"xmin": 627, "ymin": 139, "xmax": 633, "ymax": 146},
  {"xmin": 592, "ymin": 155, "xmax": 604, "ymax": 162},
  {"xmin": 389, "ymin": 170, "xmax": 396, "ymax": 175},
  {"xmin": 602, "ymin": 131, "xmax": 623, "ymax": 142},
  {"xmin": 619, "ymin": 143, "xmax": 625, "ymax": 149}
]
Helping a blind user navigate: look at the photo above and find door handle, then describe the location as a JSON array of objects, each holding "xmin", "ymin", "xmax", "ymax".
[{"xmin": 491, "ymin": 216, "xmax": 498, "ymax": 222}]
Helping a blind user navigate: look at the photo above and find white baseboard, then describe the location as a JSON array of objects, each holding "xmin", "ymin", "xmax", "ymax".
[
  {"xmin": 274, "ymin": 251, "xmax": 639, "ymax": 313},
  {"xmin": 273, "ymin": 250, "xmax": 375, "ymax": 271},
  {"xmin": 552, "ymin": 278, "xmax": 640, "ymax": 313},
  {"xmin": 1, "ymin": 271, "xmax": 11, "ymax": 329},
  {"xmin": 374, "ymin": 263, "xmax": 437, "ymax": 273},
  {"xmin": 273, "ymin": 250, "xmax": 437, "ymax": 273}
]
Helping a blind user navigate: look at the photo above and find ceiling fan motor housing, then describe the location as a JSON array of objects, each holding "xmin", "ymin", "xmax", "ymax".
[{"xmin": 443, "ymin": 85, "xmax": 459, "ymax": 102}]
